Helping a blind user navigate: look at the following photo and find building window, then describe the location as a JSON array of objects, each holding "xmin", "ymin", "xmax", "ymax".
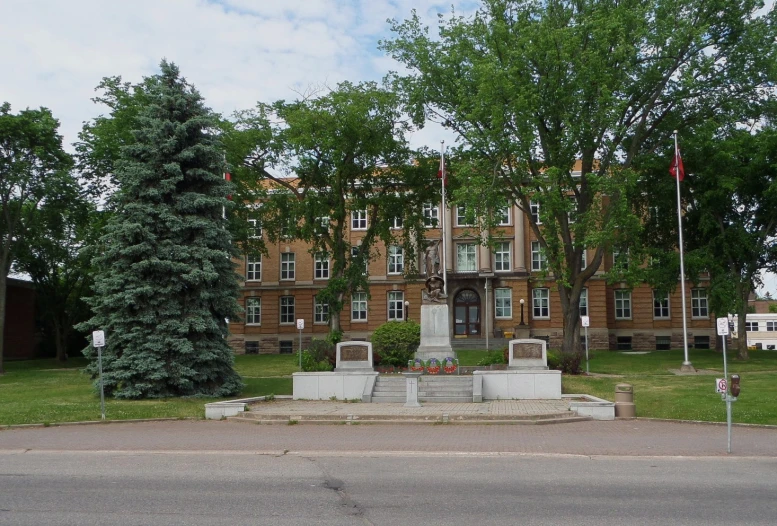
[
  {"xmin": 351, "ymin": 246, "xmax": 368, "ymax": 273},
  {"xmin": 352, "ymin": 292, "xmax": 368, "ymax": 321},
  {"xmin": 530, "ymin": 200, "xmax": 541, "ymax": 224},
  {"xmin": 457, "ymin": 243, "xmax": 477, "ymax": 272},
  {"xmin": 246, "ymin": 255, "xmax": 261, "ymax": 281},
  {"xmin": 616, "ymin": 336, "xmax": 632, "ymax": 351},
  {"xmin": 579, "ymin": 288, "xmax": 588, "ymax": 316},
  {"xmin": 456, "ymin": 205, "xmax": 472, "ymax": 226},
  {"xmin": 653, "ymin": 290, "xmax": 670, "ymax": 319},
  {"xmin": 567, "ymin": 196, "xmax": 579, "ymax": 223},
  {"xmin": 315, "ymin": 215, "xmax": 329, "ymax": 229},
  {"xmin": 613, "ymin": 249, "xmax": 629, "ymax": 270},
  {"xmin": 390, "ymin": 216, "xmax": 403, "ymax": 229},
  {"xmin": 279, "ymin": 341, "xmax": 293, "ymax": 354},
  {"xmin": 388, "ymin": 291, "xmax": 404, "ymax": 321},
  {"xmin": 655, "ymin": 336, "xmax": 671, "ymax": 350},
  {"xmin": 615, "ymin": 290, "xmax": 632, "ymax": 319},
  {"xmin": 248, "ymin": 215, "xmax": 262, "ymax": 238},
  {"xmin": 314, "ymin": 297, "xmax": 329, "ymax": 324},
  {"xmin": 580, "ymin": 247, "xmax": 587, "ymax": 270},
  {"xmin": 351, "ymin": 209, "xmax": 367, "ymax": 230},
  {"xmin": 694, "ymin": 336, "xmax": 710, "ymax": 349},
  {"xmin": 495, "ymin": 288, "xmax": 512, "ymax": 319},
  {"xmin": 423, "ymin": 203, "xmax": 439, "ymax": 227},
  {"xmin": 497, "ymin": 203, "xmax": 510, "ymax": 225},
  {"xmin": 746, "ymin": 321, "xmax": 760, "ymax": 332},
  {"xmin": 245, "ymin": 341, "xmax": 259, "ymax": 354},
  {"xmin": 767, "ymin": 321, "xmax": 777, "ymax": 332},
  {"xmin": 280, "ymin": 253, "xmax": 295, "ymax": 280},
  {"xmin": 280, "ymin": 296, "xmax": 295, "ymax": 324},
  {"xmin": 532, "ymin": 288, "xmax": 550, "ymax": 318},
  {"xmin": 691, "ymin": 289, "xmax": 709, "ymax": 318},
  {"xmin": 388, "ymin": 246, "xmax": 404, "ymax": 275},
  {"xmin": 531, "ymin": 241, "xmax": 547, "ymax": 271},
  {"xmin": 493, "ymin": 242, "xmax": 511, "ymax": 272},
  {"xmin": 246, "ymin": 297, "xmax": 261, "ymax": 325},
  {"xmin": 314, "ymin": 254, "xmax": 329, "ymax": 280}
]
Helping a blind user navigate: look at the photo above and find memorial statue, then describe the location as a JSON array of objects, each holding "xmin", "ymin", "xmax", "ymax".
[
  {"xmin": 424, "ymin": 276, "xmax": 445, "ymax": 303},
  {"xmin": 424, "ymin": 239, "xmax": 441, "ymax": 277}
]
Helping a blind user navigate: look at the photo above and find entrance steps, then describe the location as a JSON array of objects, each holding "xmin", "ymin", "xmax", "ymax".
[{"xmin": 371, "ymin": 375, "xmax": 474, "ymax": 403}]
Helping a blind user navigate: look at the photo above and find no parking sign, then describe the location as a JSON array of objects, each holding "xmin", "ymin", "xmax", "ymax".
[{"xmin": 716, "ymin": 378, "xmax": 727, "ymax": 394}]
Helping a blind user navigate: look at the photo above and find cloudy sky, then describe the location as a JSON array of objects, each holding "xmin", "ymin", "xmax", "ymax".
[
  {"xmin": 2, "ymin": 0, "xmax": 775, "ymax": 294},
  {"xmin": 0, "ymin": 0, "xmax": 476, "ymax": 150}
]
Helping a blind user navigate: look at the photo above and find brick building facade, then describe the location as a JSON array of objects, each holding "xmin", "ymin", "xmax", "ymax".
[{"xmin": 227, "ymin": 198, "xmax": 716, "ymax": 354}]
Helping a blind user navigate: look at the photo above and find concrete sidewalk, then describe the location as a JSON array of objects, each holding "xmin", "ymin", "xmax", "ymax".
[{"xmin": 2, "ymin": 417, "xmax": 776, "ymax": 458}]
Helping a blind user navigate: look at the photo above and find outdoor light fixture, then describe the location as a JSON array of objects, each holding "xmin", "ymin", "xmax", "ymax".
[
  {"xmin": 404, "ymin": 300, "xmax": 410, "ymax": 321},
  {"xmin": 519, "ymin": 298, "xmax": 525, "ymax": 325}
]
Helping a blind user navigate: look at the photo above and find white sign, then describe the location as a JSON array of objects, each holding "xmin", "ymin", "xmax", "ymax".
[
  {"xmin": 716, "ymin": 317, "xmax": 730, "ymax": 336},
  {"xmin": 296, "ymin": 319, "xmax": 305, "ymax": 330},
  {"xmin": 716, "ymin": 378, "xmax": 727, "ymax": 394},
  {"xmin": 581, "ymin": 316, "xmax": 590, "ymax": 328},
  {"xmin": 92, "ymin": 330, "xmax": 105, "ymax": 348}
]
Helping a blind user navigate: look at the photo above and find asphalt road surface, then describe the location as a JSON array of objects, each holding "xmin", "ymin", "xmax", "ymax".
[{"xmin": 2, "ymin": 451, "xmax": 776, "ymax": 525}]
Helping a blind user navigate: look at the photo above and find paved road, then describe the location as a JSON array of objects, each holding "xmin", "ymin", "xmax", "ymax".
[
  {"xmin": 1, "ymin": 451, "xmax": 776, "ymax": 525},
  {"xmin": 2, "ymin": 419, "xmax": 777, "ymax": 457}
]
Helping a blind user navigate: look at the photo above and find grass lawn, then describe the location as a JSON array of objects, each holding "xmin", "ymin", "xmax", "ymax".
[
  {"xmin": 0, "ymin": 355, "xmax": 294, "ymax": 426},
  {"xmin": 3, "ymin": 349, "xmax": 775, "ymax": 426}
]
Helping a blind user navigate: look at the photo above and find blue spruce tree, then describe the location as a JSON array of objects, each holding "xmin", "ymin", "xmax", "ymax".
[{"xmin": 82, "ymin": 61, "xmax": 242, "ymax": 398}]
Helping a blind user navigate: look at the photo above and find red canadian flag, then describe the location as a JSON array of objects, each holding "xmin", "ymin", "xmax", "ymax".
[
  {"xmin": 437, "ymin": 155, "xmax": 447, "ymax": 186},
  {"xmin": 225, "ymin": 172, "xmax": 233, "ymax": 200},
  {"xmin": 669, "ymin": 150, "xmax": 685, "ymax": 181}
]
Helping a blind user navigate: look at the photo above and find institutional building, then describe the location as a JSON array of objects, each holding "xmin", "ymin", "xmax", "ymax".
[{"xmin": 227, "ymin": 195, "xmax": 716, "ymax": 354}]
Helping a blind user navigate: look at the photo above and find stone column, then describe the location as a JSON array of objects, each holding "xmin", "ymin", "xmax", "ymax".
[
  {"xmin": 479, "ymin": 228, "xmax": 491, "ymax": 273},
  {"xmin": 403, "ymin": 372, "xmax": 422, "ymax": 407},
  {"xmin": 513, "ymin": 203, "xmax": 526, "ymax": 271},
  {"xmin": 444, "ymin": 204, "xmax": 453, "ymax": 273}
]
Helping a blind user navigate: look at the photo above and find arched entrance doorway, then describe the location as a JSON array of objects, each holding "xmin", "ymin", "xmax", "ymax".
[{"xmin": 454, "ymin": 289, "xmax": 481, "ymax": 336}]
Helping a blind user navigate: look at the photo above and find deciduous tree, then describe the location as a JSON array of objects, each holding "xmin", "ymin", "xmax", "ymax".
[{"xmin": 383, "ymin": 0, "xmax": 777, "ymax": 364}]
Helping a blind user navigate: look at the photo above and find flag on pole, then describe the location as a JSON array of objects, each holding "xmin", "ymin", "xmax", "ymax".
[
  {"xmin": 225, "ymin": 172, "xmax": 233, "ymax": 200},
  {"xmin": 669, "ymin": 149, "xmax": 685, "ymax": 181},
  {"xmin": 437, "ymin": 155, "xmax": 447, "ymax": 186}
]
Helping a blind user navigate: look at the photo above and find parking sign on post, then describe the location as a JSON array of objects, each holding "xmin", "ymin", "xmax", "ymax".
[
  {"xmin": 296, "ymin": 319, "xmax": 304, "ymax": 370},
  {"xmin": 92, "ymin": 330, "xmax": 106, "ymax": 421}
]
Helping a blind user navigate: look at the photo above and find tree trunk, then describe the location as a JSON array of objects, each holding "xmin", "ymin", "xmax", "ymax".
[
  {"xmin": 736, "ymin": 303, "xmax": 749, "ymax": 361},
  {"xmin": 0, "ymin": 271, "xmax": 7, "ymax": 375},
  {"xmin": 54, "ymin": 319, "xmax": 68, "ymax": 363},
  {"xmin": 558, "ymin": 284, "xmax": 583, "ymax": 373}
]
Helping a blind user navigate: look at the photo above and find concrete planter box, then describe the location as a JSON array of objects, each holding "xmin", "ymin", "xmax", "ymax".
[
  {"xmin": 473, "ymin": 369, "xmax": 562, "ymax": 401},
  {"xmin": 564, "ymin": 394, "xmax": 616, "ymax": 421},
  {"xmin": 293, "ymin": 371, "xmax": 379, "ymax": 401}
]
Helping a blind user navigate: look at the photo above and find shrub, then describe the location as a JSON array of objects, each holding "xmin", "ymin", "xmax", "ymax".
[
  {"xmin": 371, "ymin": 321, "xmax": 421, "ymax": 367},
  {"xmin": 301, "ymin": 350, "xmax": 334, "ymax": 372},
  {"xmin": 546, "ymin": 350, "xmax": 561, "ymax": 370},
  {"xmin": 477, "ymin": 350, "xmax": 506, "ymax": 366},
  {"xmin": 559, "ymin": 351, "xmax": 582, "ymax": 374},
  {"xmin": 307, "ymin": 339, "xmax": 336, "ymax": 367}
]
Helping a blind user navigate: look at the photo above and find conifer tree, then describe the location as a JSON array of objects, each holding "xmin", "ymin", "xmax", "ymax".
[{"xmin": 81, "ymin": 61, "xmax": 242, "ymax": 398}]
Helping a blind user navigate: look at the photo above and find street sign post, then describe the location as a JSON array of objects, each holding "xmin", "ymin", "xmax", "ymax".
[
  {"xmin": 716, "ymin": 317, "xmax": 735, "ymax": 453},
  {"xmin": 92, "ymin": 330, "xmax": 106, "ymax": 421},
  {"xmin": 581, "ymin": 316, "xmax": 590, "ymax": 374},
  {"xmin": 296, "ymin": 319, "xmax": 304, "ymax": 370}
]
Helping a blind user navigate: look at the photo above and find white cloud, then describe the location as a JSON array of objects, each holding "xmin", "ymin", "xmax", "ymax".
[{"xmin": 0, "ymin": 0, "xmax": 473, "ymax": 151}]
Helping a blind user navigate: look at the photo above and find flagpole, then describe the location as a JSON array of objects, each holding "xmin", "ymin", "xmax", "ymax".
[
  {"xmin": 674, "ymin": 130, "xmax": 694, "ymax": 372},
  {"xmin": 440, "ymin": 141, "xmax": 448, "ymax": 296}
]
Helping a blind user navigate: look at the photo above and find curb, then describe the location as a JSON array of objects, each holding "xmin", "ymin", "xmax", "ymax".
[{"xmin": 1, "ymin": 417, "xmax": 195, "ymax": 431}]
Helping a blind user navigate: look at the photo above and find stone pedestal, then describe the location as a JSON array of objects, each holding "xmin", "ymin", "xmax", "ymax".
[
  {"xmin": 415, "ymin": 304, "xmax": 456, "ymax": 362},
  {"xmin": 403, "ymin": 372, "xmax": 422, "ymax": 407},
  {"xmin": 334, "ymin": 341, "xmax": 374, "ymax": 372}
]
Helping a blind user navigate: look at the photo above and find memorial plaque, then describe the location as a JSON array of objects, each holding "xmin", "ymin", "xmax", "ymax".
[
  {"xmin": 514, "ymin": 343, "xmax": 542, "ymax": 359},
  {"xmin": 340, "ymin": 345, "xmax": 369, "ymax": 361}
]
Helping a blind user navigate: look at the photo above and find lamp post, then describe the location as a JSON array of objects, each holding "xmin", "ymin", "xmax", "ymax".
[
  {"xmin": 404, "ymin": 300, "xmax": 410, "ymax": 322},
  {"xmin": 519, "ymin": 299, "xmax": 525, "ymax": 325}
]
